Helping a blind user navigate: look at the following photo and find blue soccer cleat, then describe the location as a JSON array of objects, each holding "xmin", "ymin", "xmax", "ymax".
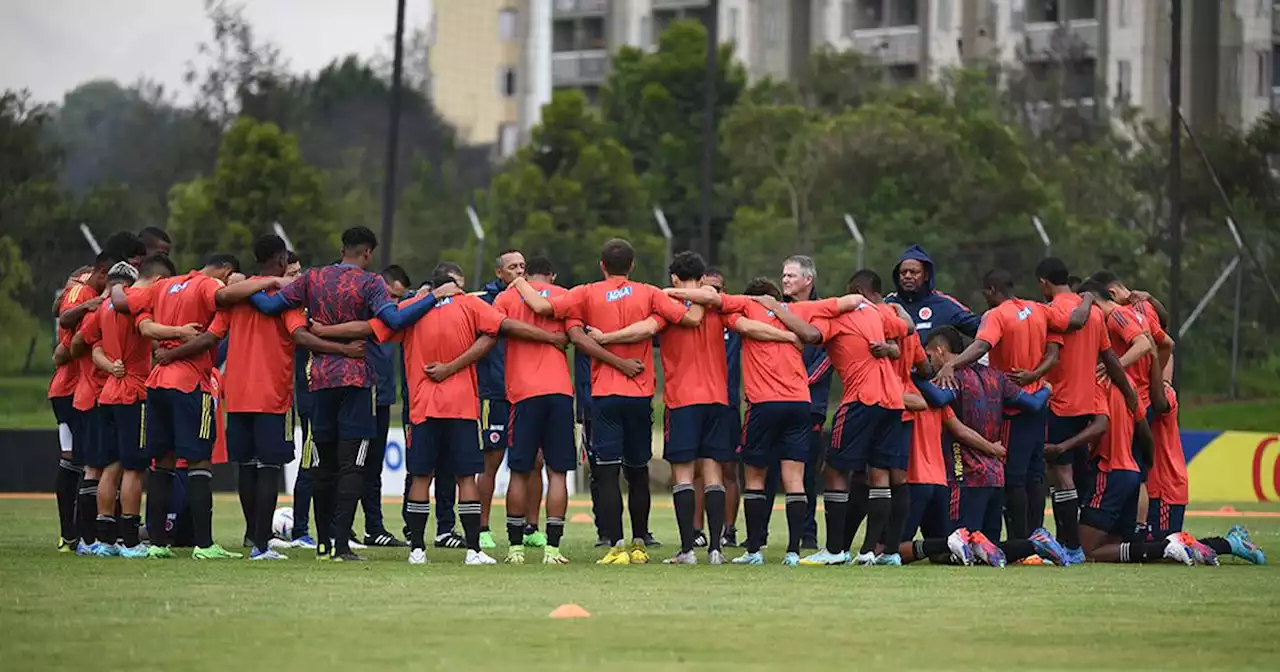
[
  {"xmin": 76, "ymin": 541, "xmax": 101, "ymax": 556},
  {"xmin": 92, "ymin": 542, "xmax": 122, "ymax": 557},
  {"xmin": 119, "ymin": 544, "xmax": 150, "ymax": 559},
  {"xmin": 781, "ymin": 552, "xmax": 800, "ymax": 567},
  {"xmin": 969, "ymin": 531, "xmax": 1006, "ymax": 568},
  {"xmin": 874, "ymin": 553, "xmax": 903, "ymax": 566},
  {"xmin": 1226, "ymin": 525, "xmax": 1266, "ymax": 565},
  {"xmin": 799, "ymin": 549, "xmax": 835, "ymax": 566},
  {"xmin": 1029, "ymin": 528, "xmax": 1070, "ymax": 566},
  {"xmin": 731, "ymin": 551, "xmax": 765, "ymax": 565},
  {"xmin": 1065, "ymin": 547, "xmax": 1086, "ymax": 566},
  {"xmin": 946, "ymin": 528, "xmax": 974, "ymax": 566}
]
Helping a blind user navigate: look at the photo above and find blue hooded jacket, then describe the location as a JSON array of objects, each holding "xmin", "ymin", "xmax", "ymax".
[
  {"xmin": 784, "ymin": 287, "xmax": 833, "ymax": 421},
  {"xmin": 472, "ymin": 279, "xmax": 508, "ymax": 401},
  {"xmin": 885, "ymin": 244, "xmax": 980, "ymax": 343}
]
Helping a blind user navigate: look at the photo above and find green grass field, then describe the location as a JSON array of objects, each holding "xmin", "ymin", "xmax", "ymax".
[{"xmin": 1, "ymin": 497, "xmax": 1276, "ymax": 670}]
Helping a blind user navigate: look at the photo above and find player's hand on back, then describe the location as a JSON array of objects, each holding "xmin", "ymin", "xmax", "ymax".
[
  {"xmin": 933, "ymin": 363, "xmax": 959, "ymax": 390},
  {"xmin": 342, "ymin": 341, "xmax": 366, "ymax": 359},
  {"xmin": 154, "ymin": 347, "xmax": 177, "ymax": 365},
  {"xmin": 272, "ymin": 275, "xmax": 295, "ymax": 289},
  {"xmin": 177, "ymin": 323, "xmax": 204, "ymax": 343},
  {"xmin": 1043, "ymin": 442, "xmax": 1063, "ymax": 457},
  {"xmin": 431, "ymin": 282, "xmax": 461, "ymax": 299},
  {"xmin": 1007, "ymin": 368, "xmax": 1037, "ymax": 387},
  {"xmin": 309, "ymin": 321, "xmax": 334, "ymax": 338},
  {"xmin": 551, "ymin": 331, "xmax": 569, "ymax": 349},
  {"xmin": 987, "ymin": 442, "xmax": 1007, "ymax": 459},
  {"xmin": 869, "ymin": 341, "xmax": 894, "ymax": 359},
  {"xmin": 750, "ymin": 294, "xmax": 779, "ymax": 311},
  {"xmin": 615, "ymin": 358, "xmax": 645, "ymax": 378},
  {"xmin": 109, "ymin": 359, "xmax": 126, "ymax": 378},
  {"xmin": 424, "ymin": 361, "xmax": 453, "ymax": 382}
]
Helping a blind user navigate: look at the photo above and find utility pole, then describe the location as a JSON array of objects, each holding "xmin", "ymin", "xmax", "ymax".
[
  {"xmin": 380, "ymin": 0, "xmax": 408, "ymax": 268},
  {"xmin": 1168, "ymin": 0, "xmax": 1183, "ymax": 382},
  {"xmin": 698, "ymin": 0, "xmax": 719, "ymax": 260}
]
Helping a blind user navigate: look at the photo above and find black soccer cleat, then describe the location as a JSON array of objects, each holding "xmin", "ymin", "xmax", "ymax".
[
  {"xmin": 721, "ymin": 526, "xmax": 739, "ymax": 548},
  {"xmin": 331, "ymin": 551, "xmax": 366, "ymax": 563},
  {"xmin": 692, "ymin": 529, "xmax": 708, "ymax": 548},
  {"xmin": 643, "ymin": 532, "xmax": 662, "ymax": 548},
  {"xmin": 364, "ymin": 530, "xmax": 407, "ymax": 547},
  {"xmin": 800, "ymin": 536, "xmax": 820, "ymax": 550},
  {"xmin": 433, "ymin": 531, "xmax": 466, "ymax": 549}
]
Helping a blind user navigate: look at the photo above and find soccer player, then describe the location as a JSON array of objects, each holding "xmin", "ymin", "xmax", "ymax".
[
  {"xmin": 474, "ymin": 250, "xmax": 526, "ymax": 550},
  {"xmin": 1078, "ymin": 279, "xmax": 1164, "ymax": 536},
  {"xmin": 778, "ymin": 255, "xmax": 832, "ymax": 549},
  {"xmin": 247, "ymin": 227, "xmax": 445, "ymax": 561},
  {"xmin": 313, "ymin": 265, "xmax": 565, "ymax": 564},
  {"xmin": 224, "ymin": 235, "xmax": 366, "ymax": 560},
  {"xmin": 92, "ymin": 255, "xmax": 177, "ymax": 558},
  {"xmin": 1036, "ymin": 257, "xmax": 1138, "ymax": 564},
  {"xmin": 886, "ymin": 245, "xmax": 981, "ymax": 342},
  {"xmin": 933, "ymin": 269, "xmax": 1060, "ymax": 540},
  {"xmin": 492, "ymin": 256, "xmax": 576, "ymax": 564},
  {"xmin": 1145, "ymin": 380, "xmax": 1266, "ymax": 564},
  {"xmin": 700, "ymin": 267, "xmax": 742, "ymax": 547},
  {"xmin": 49, "ymin": 254, "xmax": 111, "ymax": 551},
  {"xmin": 666, "ymin": 279, "xmax": 860, "ymax": 566},
  {"xmin": 588, "ymin": 252, "xmax": 752, "ymax": 565},
  {"xmin": 138, "ymin": 226, "xmax": 172, "ymax": 257},
  {"xmin": 61, "ymin": 264, "xmax": 138, "ymax": 555},
  {"xmin": 513, "ymin": 238, "xmax": 700, "ymax": 564},
  {"xmin": 1089, "ymin": 271, "xmax": 1174, "ymax": 380},
  {"xmin": 118, "ymin": 253, "xmax": 282, "ymax": 559}
]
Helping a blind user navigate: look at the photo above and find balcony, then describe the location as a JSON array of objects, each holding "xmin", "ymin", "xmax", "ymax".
[
  {"xmin": 551, "ymin": 0, "xmax": 606, "ymax": 18},
  {"xmin": 552, "ymin": 50, "xmax": 609, "ymax": 87},
  {"xmin": 1023, "ymin": 19, "xmax": 1099, "ymax": 56},
  {"xmin": 652, "ymin": 0, "xmax": 710, "ymax": 9},
  {"xmin": 850, "ymin": 26, "xmax": 921, "ymax": 65}
]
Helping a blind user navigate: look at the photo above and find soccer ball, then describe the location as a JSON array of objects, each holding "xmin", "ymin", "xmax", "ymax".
[{"xmin": 272, "ymin": 507, "xmax": 294, "ymax": 540}]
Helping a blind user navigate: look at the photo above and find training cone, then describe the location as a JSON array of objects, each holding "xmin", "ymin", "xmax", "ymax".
[
  {"xmin": 569, "ymin": 513, "xmax": 593, "ymax": 524},
  {"xmin": 549, "ymin": 603, "xmax": 591, "ymax": 619},
  {"xmin": 1219, "ymin": 505, "xmax": 1238, "ymax": 513}
]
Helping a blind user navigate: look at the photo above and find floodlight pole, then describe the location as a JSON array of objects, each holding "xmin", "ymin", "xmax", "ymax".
[
  {"xmin": 1031, "ymin": 215, "xmax": 1051, "ymax": 258},
  {"xmin": 843, "ymin": 214, "xmax": 865, "ymax": 270},
  {"xmin": 467, "ymin": 206, "xmax": 487, "ymax": 289},
  {"xmin": 272, "ymin": 222, "xmax": 294, "ymax": 252},
  {"xmin": 79, "ymin": 223, "xmax": 101, "ymax": 254},
  {"xmin": 654, "ymin": 207, "xmax": 674, "ymax": 273}
]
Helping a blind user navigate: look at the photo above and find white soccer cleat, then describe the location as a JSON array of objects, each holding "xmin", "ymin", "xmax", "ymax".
[
  {"xmin": 663, "ymin": 550, "xmax": 697, "ymax": 565},
  {"xmin": 852, "ymin": 551, "xmax": 877, "ymax": 566},
  {"xmin": 408, "ymin": 548, "xmax": 428, "ymax": 565},
  {"xmin": 267, "ymin": 538, "xmax": 292, "ymax": 551},
  {"xmin": 708, "ymin": 550, "xmax": 726, "ymax": 566},
  {"xmin": 947, "ymin": 528, "xmax": 975, "ymax": 566},
  {"xmin": 1164, "ymin": 533, "xmax": 1196, "ymax": 567},
  {"xmin": 465, "ymin": 549, "xmax": 497, "ymax": 565}
]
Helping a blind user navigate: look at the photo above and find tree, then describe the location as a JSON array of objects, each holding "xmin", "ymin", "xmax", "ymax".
[
  {"xmin": 185, "ymin": 0, "xmax": 287, "ymax": 129},
  {"xmin": 486, "ymin": 90, "xmax": 665, "ymax": 286},
  {"xmin": 601, "ymin": 20, "xmax": 746, "ymax": 257},
  {"xmin": 167, "ymin": 117, "xmax": 335, "ymax": 269}
]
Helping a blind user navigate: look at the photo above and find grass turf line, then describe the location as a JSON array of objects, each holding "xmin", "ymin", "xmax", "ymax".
[{"xmin": 1, "ymin": 498, "xmax": 1277, "ymax": 670}]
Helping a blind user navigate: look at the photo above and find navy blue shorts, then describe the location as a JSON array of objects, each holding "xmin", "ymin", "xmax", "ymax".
[
  {"xmin": 481, "ymin": 399, "xmax": 511, "ymax": 452},
  {"xmin": 592, "ymin": 395, "xmax": 653, "ymax": 468},
  {"xmin": 1004, "ymin": 410, "xmax": 1048, "ymax": 487},
  {"xmin": 956, "ymin": 486, "xmax": 1004, "ymax": 540},
  {"xmin": 885, "ymin": 418, "xmax": 912, "ymax": 471},
  {"xmin": 741, "ymin": 401, "xmax": 810, "ymax": 468},
  {"xmin": 1132, "ymin": 419, "xmax": 1150, "ymax": 483},
  {"xmin": 145, "ymin": 387, "xmax": 216, "ymax": 462},
  {"xmin": 407, "ymin": 419, "xmax": 482, "ymax": 477},
  {"xmin": 1146, "ymin": 498, "xmax": 1186, "ymax": 537},
  {"xmin": 50, "ymin": 395, "xmax": 76, "ymax": 427},
  {"xmin": 904, "ymin": 483, "xmax": 951, "ymax": 541},
  {"xmin": 1047, "ymin": 413, "xmax": 1092, "ymax": 467},
  {"xmin": 664, "ymin": 403, "xmax": 731, "ymax": 464},
  {"xmin": 81, "ymin": 406, "xmax": 114, "ymax": 469},
  {"xmin": 828, "ymin": 403, "xmax": 903, "ymax": 472},
  {"xmin": 298, "ymin": 413, "xmax": 318, "ymax": 470},
  {"xmin": 510, "ymin": 394, "xmax": 576, "ymax": 473},
  {"xmin": 1080, "ymin": 463, "xmax": 1141, "ymax": 537},
  {"xmin": 725, "ymin": 406, "xmax": 742, "ymax": 459},
  {"xmin": 310, "ymin": 386, "xmax": 375, "ymax": 442},
  {"xmin": 101, "ymin": 402, "xmax": 147, "ymax": 470},
  {"xmin": 227, "ymin": 411, "xmax": 297, "ymax": 465}
]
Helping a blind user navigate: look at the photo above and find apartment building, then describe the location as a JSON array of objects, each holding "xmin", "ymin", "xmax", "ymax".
[{"xmin": 428, "ymin": 1, "xmax": 1278, "ymax": 157}]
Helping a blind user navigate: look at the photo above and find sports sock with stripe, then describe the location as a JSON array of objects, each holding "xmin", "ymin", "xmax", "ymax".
[
  {"xmin": 672, "ymin": 482, "xmax": 695, "ymax": 553},
  {"xmin": 188, "ymin": 468, "xmax": 214, "ymax": 549},
  {"xmin": 1005, "ymin": 483, "xmax": 1030, "ymax": 540},
  {"xmin": 704, "ymin": 484, "xmax": 725, "ymax": 552},
  {"xmin": 743, "ymin": 489, "xmax": 768, "ymax": 554},
  {"xmin": 1026, "ymin": 481, "xmax": 1047, "ymax": 531},
  {"xmin": 405, "ymin": 499, "xmax": 430, "ymax": 550},
  {"xmin": 459, "ymin": 500, "xmax": 482, "ymax": 551},
  {"xmin": 546, "ymin": 516, "xmax": 565, "ymax": 548},
  {"xmin": 56, "ymin": 460, "xmax": 81, "ymax": 541},
  {"xmin": 1118, "ymin": 539, "xmax": 1169, "ymax": 563},
  {"xmin": 254, "ymin": 464, "xmax": 281, "ymax": 552},
  {"xmin": 120, "ymin": 514, "xmax": 141, "ymax": 548},
  {"xmin": 841, "ymin": 479, "xmax": 869, "ymax": 553},
  {"xmin": 1051, "ymin": 487, "xmax": 1080, "ymax": 548},
  {"xmin": 881, "ymin": 483, "xmax": 910, "ymax": 550},
  {"xmin": 145, "ymin": 468, "xmax": 174, "ymax": 546},
  {"xmin": 823, "ymin": 490, "xmax": 849, "ymax": 554},
  {"xmin": 784, "ymin": 492, "xmax": 806, "ymax": 554},
  {"xmin": 77, "ymin": 479, "xmax": 99, "ymax": 545},
  {"xmin": 625, "ymin": 465, "xmax": 651, "ymax": 542},
  {"xmin": 95, "ymin": 515, "xmax": 117, "ymax": 548},
  {"xmin": 859, "ymin": 487, "xmax": 891, "ymax": 555},
  {"xmin": 507, "ymin": 514, "xmax": 527, "ymax": 547},
  {"xmin": 238, "ymin": 463, "xmax": 258, "ymax": 542}
]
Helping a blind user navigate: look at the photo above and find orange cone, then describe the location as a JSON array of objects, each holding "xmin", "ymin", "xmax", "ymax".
[
  {"xmin": 549, "ymin": 603, "xmax": 591, "ymax": 619},
  {"xmin": 569, "ymin": 513, "xmax": 593, "ymax": 524}
]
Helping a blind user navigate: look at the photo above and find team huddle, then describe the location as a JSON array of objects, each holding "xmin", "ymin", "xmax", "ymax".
[{"xmin": 48, "ymin": 225, "xmax": 1268, "ymax": 568}]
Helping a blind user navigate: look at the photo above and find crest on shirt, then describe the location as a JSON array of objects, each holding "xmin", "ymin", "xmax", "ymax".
[
  {"xmin": 488, "ymin": 431, "xmax": 501, "ymax": 445},
  {"xmin": 438, "ymin": 297, "xmax": 454, "ymax": 306},
  {"xmin": 1016, "ymin": 306, "xmax": 1033, "ymax": 321},
  {"xmin": 605, "ymin": 286, "xmax": 633, "ymax": 302},
  {"xmin": 167, "ymin": 281, "xmax": 189, "ymax": 294},
  {"xmin": 918, "ymin": 306, "xmax": 933, "ymax": 320}
]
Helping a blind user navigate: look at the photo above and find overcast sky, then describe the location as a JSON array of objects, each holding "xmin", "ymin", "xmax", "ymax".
[{"xmin": 1, "ymin": 0, "xmax": 432, "ymax": 105}]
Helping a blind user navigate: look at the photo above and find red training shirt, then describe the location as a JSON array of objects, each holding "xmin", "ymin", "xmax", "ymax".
[
  {"xmin": 223, "ymin": 280, "xmax": 308, "ymax": 414},
  {"xmin": 1148, "ymin": 382, "xmax": 1188, "ymax": 505},
  {"xmin": 1091, "ymin": 379, "xmax": 1138, "ymax": 473},
  {"xmin": 138, "ymin": 273, "xmax": 230, "ymax": 394},
  {"xmin": 811, "ymin": 301, "xmax": 905, "ymax": 410},
  {"xmin": 718, "ymin": 296, "xmax": 838, "ymax": 404},
  {"xmin": 72, "ymin": 310, "xmax": 107, "ymax": 412},
  {"xmin": 908, "ymin": 405, "xmax": 954, "ymax": 486},
  {"xmin": 98, "ymin": 287, "xmax": 154, "ymax": 406},
  {"xmin": 49, "ymin": 282, "xmax": 98, "ymax": 400},
  {"xmin": 976, "ymin": 298, "xmax": 1061, "ymax": 396},
  {"xmin": 1044, "ymin": 293, "xmax": 1111, "ymax": 417},
  {"xmin": 658, "ymin": 305, "xmax": 728, "ymax": 409},
  {"xmin": 493, "ymin": 281, "xmax": 573, "ymax": 403}
]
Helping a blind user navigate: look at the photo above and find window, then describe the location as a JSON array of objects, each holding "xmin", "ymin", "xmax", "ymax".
[
  {"xmin": 499, "ymin": 67, "xmax": 517, "ymax": 98},
  {"xmin": 1258, "ymin": 50, "xmax": 1270, "ymax": 98},
  {"xmin": 889, "ymin": 0, "xmax": 918, "ymax": 26},
  {"xmin": 763, "ymin": 6, "xmax": 780, "ymax": 44},
  {"xmin": 1067, "ymin": 0, "xmax": 1095, "ymax": 20},
  {"xmin": 842, "ymin": 1, "xmax": 855, "ymax": 34},
  {"xmin": 582, "ymin": 17, "xmax": 605, "ymax": 49},
  {"xmin": 498, "ymin": 8, "xmax": 518, "ymax": 42},
  {"xmin": 1117, "ymin": 59, "xmax": 1131, "ymax": 100},
  {"xmin": 640, "ymin": 15, "xmax": 651, "ymax": 49},
  {"xmin": 1026, "ymin": 0, "xmax": 1060, "ymax": 23},
  {"xmin": 553, "ymin": 19, "xmax": 575, "ymax": 52},
  {"xmin": 498, "ymin": 123, "xmax": 518, "ymax": 158},
  {"xmin": 1258, "ymin": 0, "xmax": 1268, "ymax": 18},
  {"xmin": 1117, "ymin": 0, "xmax": 1128, "ymax": 27},
  {"xmin": 729, "ymin": 7, "xmax": 741, "ymax": 42},
  {"xmin": 937, "ymin": 0, "xmax": 952, "ymax": 30}
]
